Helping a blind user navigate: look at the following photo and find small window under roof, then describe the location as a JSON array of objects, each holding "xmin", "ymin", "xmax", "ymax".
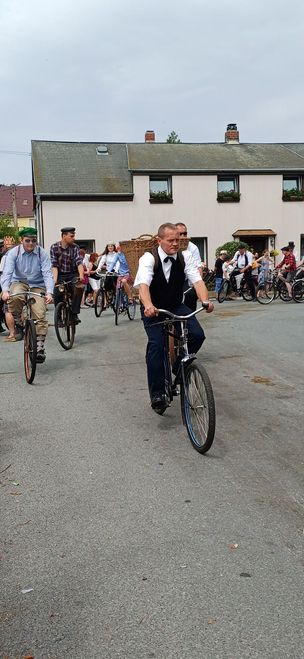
[{"xmin": 96, "ymin": 144, "xmax": 108, "ymax": 155}]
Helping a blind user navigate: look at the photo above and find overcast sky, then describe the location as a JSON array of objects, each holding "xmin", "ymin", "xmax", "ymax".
[{"xmin": 1, "ymin": 0, "xmax": 304, "ymax": 184}]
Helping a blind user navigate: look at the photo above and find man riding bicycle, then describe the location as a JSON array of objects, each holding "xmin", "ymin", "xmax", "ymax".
[
  {"xmin": 275, "ymin": 245, "xmax": 297, "ymax": 298},
  {"xmin": 50, "ymin": 227, "xmax": 84, "ymax": 323},
  {"xmin": 0, "ymin": 227, "xmax": 54, "ymax": 362},
  {"xmin": 134, "ymin": 223, "xmax": 214, "ymax": 415}
]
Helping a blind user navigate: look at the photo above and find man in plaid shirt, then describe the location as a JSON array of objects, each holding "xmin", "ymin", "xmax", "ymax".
[
  {"xmin": 275, "ymin": 246, "xmax": 297, "ymax": 298},
  {"xmin": 50, "ymin": 227, "xmax": 84, "ymax": 322}
]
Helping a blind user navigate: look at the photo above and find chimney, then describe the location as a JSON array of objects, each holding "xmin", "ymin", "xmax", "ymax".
[
  {"xmin": 225, "ymin": 123, "xmax": 239, "ymax": 144},
  {"xmin": 145, "ymin": 130, "xmax": 155, "ymax": 143}
]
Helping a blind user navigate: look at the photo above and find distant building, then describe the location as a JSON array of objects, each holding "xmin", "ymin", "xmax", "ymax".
[
  {"xmin": 0, "ymin": 184, "xmax": 35, "ymax": 229},
  {"xmin": 31, "ymin": 125, "xmax": 304, "ymax": 263}
]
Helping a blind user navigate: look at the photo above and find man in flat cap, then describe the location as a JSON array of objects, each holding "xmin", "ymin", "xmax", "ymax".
[
  {"xmin": 50, "ymin": 227, "xmax": 84, "ymax": 322},
  {"xmin": 0, "ymin": 227, "xmax": 54, "ymax": 360}
]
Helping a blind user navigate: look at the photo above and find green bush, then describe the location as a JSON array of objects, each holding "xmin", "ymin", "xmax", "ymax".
[
  {"xmin": 215, "ymin": 240, "xmax": 250, "ymax": 259},
  {"xmin": 0, "ymin": 215, "xmax": 19, "ymax": 241}
]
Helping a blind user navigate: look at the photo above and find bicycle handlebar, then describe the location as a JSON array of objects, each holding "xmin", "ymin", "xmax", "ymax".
[
  {"xmin": 157, "ymin": 303, "xmax": 210, "ymax": 320},
  {"xmin": 8, "ymin": 291, "xmax": 46, "ymax": 299}
]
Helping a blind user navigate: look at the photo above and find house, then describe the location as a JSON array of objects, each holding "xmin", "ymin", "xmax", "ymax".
[
  {"xmin": 31, "ymin": 125, "xmax": 304, "ymax": 263},
  {"xmin": 0, "ymin": 185, "xmax": 35, "ymax": 229}
]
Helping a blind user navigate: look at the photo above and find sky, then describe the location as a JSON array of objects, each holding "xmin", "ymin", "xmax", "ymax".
[{"xmin": 1, "ymin": 0, "xmax": 304, "ymax": 185}]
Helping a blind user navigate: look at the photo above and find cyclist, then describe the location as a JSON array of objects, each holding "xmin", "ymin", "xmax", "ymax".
[
  {"xmin": 96, "ymin": 243, "xmax": 118, "ymax": 298},
  {"xmin": 50, "ymin": 227, "xmax": 84, "ymax": 323},
  {"xmin": 231, "ymin": 245, "xmax": 255, "ymax": 298},
  {"xmin": 134, "ymin": 222, "xmax": 214, "ymax": 414},
  {"xmin": 0, "ymin": 227, "xmax": 54, "ymax": 361},
  {"xmin": 275, "ymin": 246, "xmax": 297, "ymax": 298},
  {"xmin": 108, "ymin": 247, "xmax": 133, "ymax": 304}
]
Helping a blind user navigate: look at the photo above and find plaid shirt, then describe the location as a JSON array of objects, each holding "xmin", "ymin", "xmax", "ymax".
[
  {"xmin": 277, "ymin": 253, "xmax": 297, "ymax": 271},
  {"xmin": 50, "ymin": 242, "xmax": 82, "ymax": 273}
]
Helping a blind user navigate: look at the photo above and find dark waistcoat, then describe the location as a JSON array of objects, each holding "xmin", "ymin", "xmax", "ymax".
[{"xmin": 150, "ymin": 256, "xmax": 185, "ymax": 310}]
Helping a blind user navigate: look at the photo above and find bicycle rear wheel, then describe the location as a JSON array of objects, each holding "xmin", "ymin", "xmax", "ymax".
[
  {"xmin": 241, "ymin": 281, "xmax": 255, "ymax": 301},
  {"xmin": 54, "ymin": 302, "xmax": 75, "ymax": 349},
  {"xmin": 292, "ymin": 279, "xmax": 304, "ymax": 302},
  {"xmin": 95, "ymin": 289, "xmax": 106, "ymax": 317},
  {"xmin": 218, "ymin": 280, "xmax": 229, "ymax": 303},
  {"xmin": 181, "ymin": 362, "xmax": 215, "ymax": 454},
  {"xmin": 279, "ymin": 283, "xmax": 292, "ymax": 302},
  {"xmin": 127, "ymin": 299, "xmax": 136, "ymax": 320},
  {"xmin": 256, "ymin": 282, "xmax": 275, "ymax": 304},
  {"xmin": 24, "ymin": 319, "xmax": 37, "ymax": 384}
]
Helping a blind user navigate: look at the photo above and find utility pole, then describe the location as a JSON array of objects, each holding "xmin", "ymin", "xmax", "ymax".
[{"xmin": 10, "ymin": 184, "xmax": 18, "ymax": 228}]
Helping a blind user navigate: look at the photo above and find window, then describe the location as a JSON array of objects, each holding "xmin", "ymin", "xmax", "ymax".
[
  {"xmin": 217, "ymin": 176, "xmax": 240, "ymax": 202},
  {"xmin": 149, "ymin": 176, "xmax": 173, "ymax": 203},
  {"xmin": 191, "ymin": 237, "xmax": 208, "ymax": 265},
  {"xmin": 282, "ymin": 176, "xmax": 304, "ymax": 200}
]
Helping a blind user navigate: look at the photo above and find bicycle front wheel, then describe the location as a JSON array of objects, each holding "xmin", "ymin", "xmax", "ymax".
[
  {"xmin": 95, "ymin": 289, "xmax": 106, "ymax": 317},
  {"xmin": 24, "ymin": 319, "xmax": 37, "ymax": 384},
  {"xmin": 256, "ymin": 282, "xmax": 275, "ymax": 304},
  {"xmin": 241, "ymin": 282, "xmax": 254, "ymax": 301},
  {"xmin": 54, "ymin": 302, "xmax": 75, "ymax": 349},
  {"xmin": 114, "ymin": 289, "xmax": 122, "ymax": 326},
  {"xmin": 218, "ymin": 280, "xmax": 229, "ymax": 303},
  {"xmin": 181, "ymin": 362, "xmax": 215, "ymax": 454}
]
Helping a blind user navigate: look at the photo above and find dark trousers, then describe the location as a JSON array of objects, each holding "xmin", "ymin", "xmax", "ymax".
[
  {"xmin": 141, "ymin": 303, "xmax": 205, "ymax": 400},
  {"xmin": 183, "ymin": 285, "xmax": 198, "ymax": 312},
  {"xmin": 54, "ymin": 273, "xmax": 84, "ymax": 315},
  {"xmin": 244, "ymin": 271, "xmax": 256, "ymax": 298}
]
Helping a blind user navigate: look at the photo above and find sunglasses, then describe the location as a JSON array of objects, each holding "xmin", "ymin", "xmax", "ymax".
[{"xmin": 24, "ymin": 238, "xmax": 37, "ymax": 243}]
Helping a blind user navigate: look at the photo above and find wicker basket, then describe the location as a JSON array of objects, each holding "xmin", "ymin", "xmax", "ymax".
[{"xmin": 120, "ymin": 234, "xmax": 189, "ymax": 280}]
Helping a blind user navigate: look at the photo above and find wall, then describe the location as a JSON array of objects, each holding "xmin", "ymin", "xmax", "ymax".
[{"xmin": 41, "ymin": 174, "xmax": 304, "ymax": 263}]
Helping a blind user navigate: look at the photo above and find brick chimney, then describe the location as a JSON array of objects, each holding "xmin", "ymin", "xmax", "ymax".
[
  {"xmin": 145, "ymin": 130, "xmax": 155, "ymax": 142},
  {"xmin": 225, "ymin": 123, "xmax": 239, "ymax": 144}
]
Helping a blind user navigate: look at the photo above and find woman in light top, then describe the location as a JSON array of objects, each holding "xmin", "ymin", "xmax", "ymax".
[{"xmin": 97, "ymin": 243, "xmax": 117, "ymax": 271}]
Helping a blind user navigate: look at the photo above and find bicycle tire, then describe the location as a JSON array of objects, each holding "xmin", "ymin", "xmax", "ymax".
[
  {"xmin": 292, "ymin": 279, "xmax": 304, "ymax": 303},
  {"xmin": 114, "ymin": 288, "xmax": 121, "ymax": 326},
  {"xmin": 181, "ymin": 362, "xmax": 215, "ymax": 454},
  {"xmin": 256, "ymin": 282, "xmax": 275, "ymax": 304},
  {"xmin": 54, "ymin": 302, "xmax": 75, "ymax": 350},
  {"xmin": 218, "ymin": 280, "xmax": 229, "ymax": 303},
  {"xmin": 95, "ymin": 289, "xmax": 105, "ymax": 317},
  {"xmin": 241, "ymin": 281, "xmax": 254, "ymax": 301},
  {"xmin": 278, "ymin": 283, "xmax": 292, "ymax": 302},
  {"xmin": 127, "ymin": 300, "xmax": 136, "ymax": 320},
  {"xmin": 24, "ymin": 319, "xmax": 37, "ymax": 384}
]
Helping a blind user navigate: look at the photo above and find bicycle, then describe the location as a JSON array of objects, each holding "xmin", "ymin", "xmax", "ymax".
[
  {"xmin": 256, "ymin": 270, "xmax": 295, "ymax": 304},
  {"xmin": 155, "ymin": 304, "xmax": 216, "ymax": 454},
  {"xmin": 292, "ymin": 277, "xmax": 304, "ymax": 303},
  {"xmin": 94, "ymin": 272, "xmax": 117, "ymax": 317},
  {"xmin": 9, "ymin": 290, "xmax": 46, "ymax": 384},
  {"xmin": 54, "ymin": 277, "xmax": 79, "ymax": 350},
  {"xmin": 114, "ymin": 277, "xmax": 136, "ymax": 326},
  {"xmin": 218, "ymin": 270, "xmax": 255, "ymax": 303}
]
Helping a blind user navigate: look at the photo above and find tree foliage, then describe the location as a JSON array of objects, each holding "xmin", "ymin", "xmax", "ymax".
[
  {"xmin": 0, "ymin": 214, "xmax": 19, "ymax": 241},
  {"xmin": 166, "ymin": 131, "xmax": 181, "ymax": 143}
]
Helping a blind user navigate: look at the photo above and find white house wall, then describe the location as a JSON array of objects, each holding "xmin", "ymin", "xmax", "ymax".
[{"xmin": 41, "ymin": 174, "xmax": 304, "ymax": 262}]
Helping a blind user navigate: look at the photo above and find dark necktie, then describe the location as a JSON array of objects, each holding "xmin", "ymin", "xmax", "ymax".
[{"xmin": 164, "ymin": 256, "xmax": 176, "ymax": 264}]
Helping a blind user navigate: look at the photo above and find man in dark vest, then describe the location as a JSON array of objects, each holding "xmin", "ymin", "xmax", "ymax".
[{"xmin": 134, "ymin": 223, "xmax": 214, "ymax": 414}]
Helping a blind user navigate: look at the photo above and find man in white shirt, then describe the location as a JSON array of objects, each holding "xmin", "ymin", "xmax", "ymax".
[
  {"xmin": 175, "ymin": 222, "xmax": 204, "ymax": 311},
  {"xmin": 134, "ymin": 222, "xmax": 213, "ymax": 414},
  {"xmin": 231, "ymin": 245, "xmax": 255, "ymax": 298}
]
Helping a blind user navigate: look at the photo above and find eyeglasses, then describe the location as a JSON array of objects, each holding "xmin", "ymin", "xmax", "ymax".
[{"xmin": 24, "ymin": 238, "xmax": 37, "ymax": 243}]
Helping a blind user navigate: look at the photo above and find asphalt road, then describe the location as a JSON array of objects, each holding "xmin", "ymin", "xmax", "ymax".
[{"xmin": 1, "ymin": 299, "xmax": 304, "ymax": 659}]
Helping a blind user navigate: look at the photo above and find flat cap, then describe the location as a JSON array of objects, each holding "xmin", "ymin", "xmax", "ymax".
[
  {"xmin": 19, "ymin": 227, "xmax": 37, "ymax": 238},
  {"xmin": 61, "ymin": 227, "xmax": 75, "ymax": 233}
]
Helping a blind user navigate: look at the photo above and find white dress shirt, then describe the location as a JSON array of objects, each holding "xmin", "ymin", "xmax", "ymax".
[
  {"xmin": 187, "ymin": 241, "xmax": 202, "ymax": 268},
  {"xmin": 233, "ymin": 250, "xmax": 253, "ymax": 269},
  {"xmin": 134, "ymin": 245, "xmax": 202, "ymax": 287}
]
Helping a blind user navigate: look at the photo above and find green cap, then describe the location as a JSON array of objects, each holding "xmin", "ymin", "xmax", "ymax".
[{"xmin": 19, "ymin": 227, "xmax": 38, "ymax": 238}]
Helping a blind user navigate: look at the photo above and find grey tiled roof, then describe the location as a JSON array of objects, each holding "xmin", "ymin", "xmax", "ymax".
[
  {"xmin": 127, "ymin": 143, "xmax": 304, "ymax": 172},
  {"xmin": 31, "ymin": 140, "xmax": 304, "ymax": 196},
  {"xmin": 32, "ymin": 141, "xmax": 133, "ymax": 195}
]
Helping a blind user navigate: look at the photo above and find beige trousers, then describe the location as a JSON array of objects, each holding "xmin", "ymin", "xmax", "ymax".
[{"xmin": 8, "ymin": 282, "xmax": 48, "ymax": 336}]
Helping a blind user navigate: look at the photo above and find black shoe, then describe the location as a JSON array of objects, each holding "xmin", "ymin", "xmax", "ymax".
[
  {"xmin": 36, "ymin": 348, "xmax": 46, "ymax": 363},
  {"xmin": 151, "ymin": 394, "xmax": 167, "ymax": 415},
  {"xmin": 73, "ymin": 315, "xmax": 81, "ymax": 325}
]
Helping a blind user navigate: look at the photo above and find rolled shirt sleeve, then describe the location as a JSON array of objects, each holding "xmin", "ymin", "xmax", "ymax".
[{"xmin": 183, "ymin": 250, "xmax": 202, "ymax": 285}]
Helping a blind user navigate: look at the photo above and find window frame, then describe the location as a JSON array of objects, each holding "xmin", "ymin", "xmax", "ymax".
[
  {"xmin": 149, "ymin": 175, "xmax": 173, "ymax": 203},
  {"xmin": 282, "ymin": 175, "xmax": 304, "ymax": 201},
  {"xmin": 217, "ymin": 175, "xmax": 240, "ymax": 202}
]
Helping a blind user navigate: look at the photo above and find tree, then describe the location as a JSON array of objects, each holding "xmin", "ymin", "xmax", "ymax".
[
  {"xmin": 166, "ymin": 131, "xmax": 181, "ymax": 143},
  {"xmin": 215, "ymin": 240, "xmax": 250, "ymax": 258},
  {"xmin": 0, "ymin": 213, "xmax": 19, "ymax": 241}
]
